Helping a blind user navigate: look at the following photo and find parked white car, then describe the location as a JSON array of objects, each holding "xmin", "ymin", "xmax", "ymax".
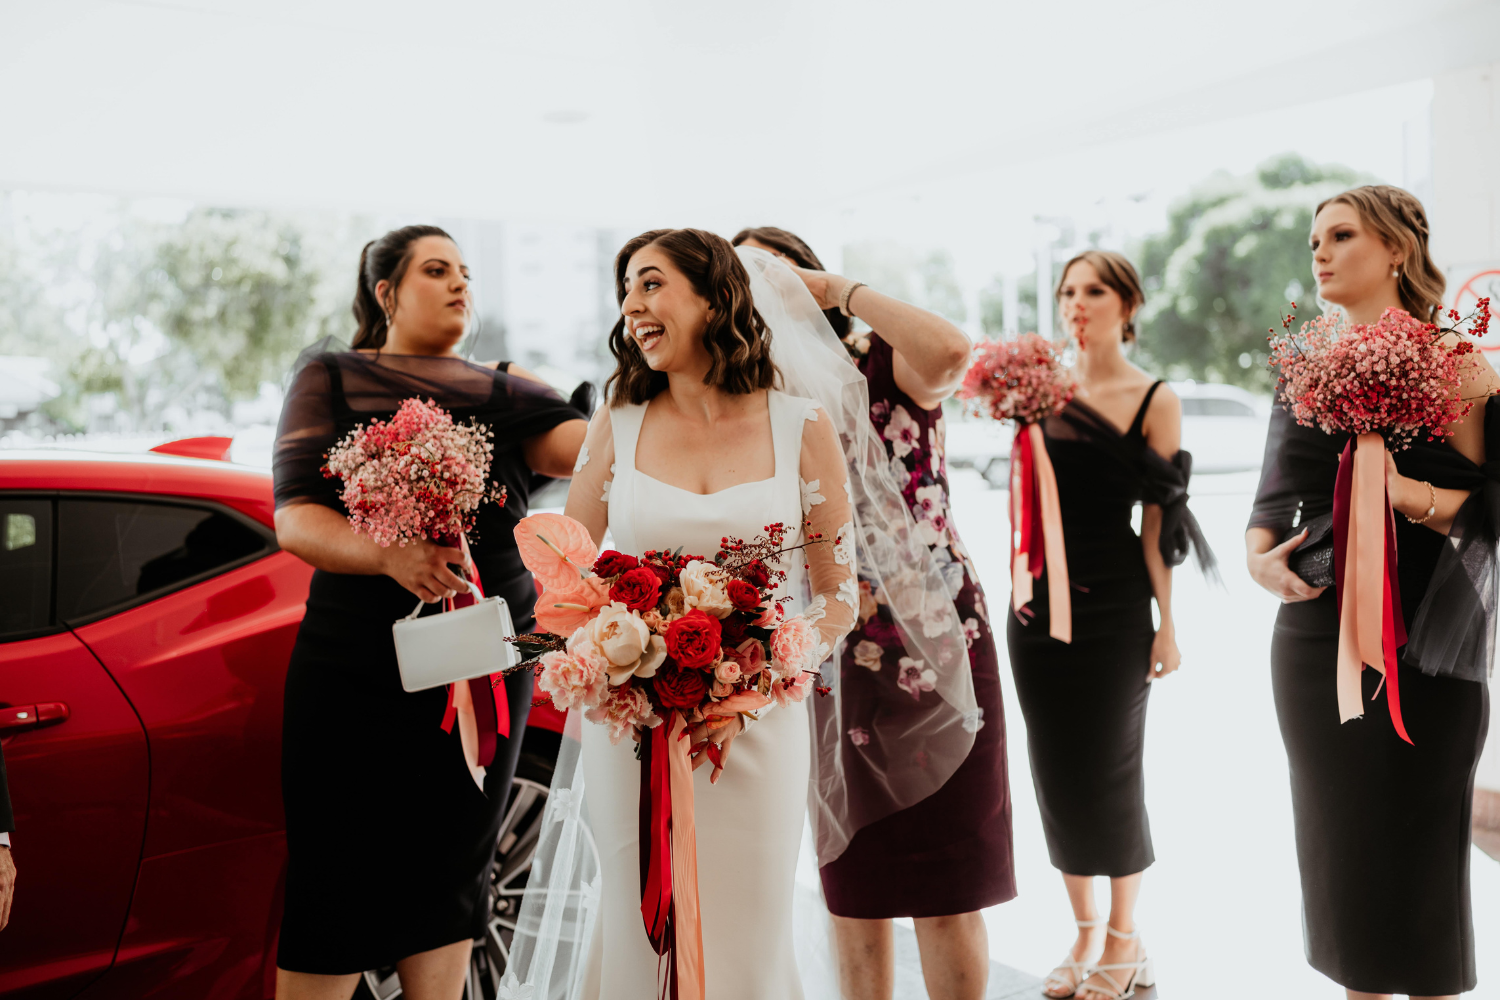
[{"xmin": 945, "ymin": 380, "xmax": 1271, "ymax": 487}]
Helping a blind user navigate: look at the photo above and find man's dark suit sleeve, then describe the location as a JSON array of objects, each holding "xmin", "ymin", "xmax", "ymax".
[{"xmin": 0, "ymin": 743, "xmax": 13, "ymax": 834}]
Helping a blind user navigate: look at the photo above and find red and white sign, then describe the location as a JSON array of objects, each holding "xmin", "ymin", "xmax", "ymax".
[{"xmin": 1450, "ymin": 263, "xmax": 1500, "ymax": 351}]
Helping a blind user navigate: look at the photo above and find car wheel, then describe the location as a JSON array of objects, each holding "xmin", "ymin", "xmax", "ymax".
[
  {"xmin": 982, "ymin": 456, "xmax": 1010, "ymax": 489},
  {"xmin": 356, "ymin": 746, "xmax": 557, "ymax": 1000}
]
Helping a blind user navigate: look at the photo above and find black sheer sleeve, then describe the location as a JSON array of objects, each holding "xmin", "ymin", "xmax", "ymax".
[
  {"xmin": 1141, "ymin": 448, "xmax": 1218, "ymax": 579},
  {"xmin": 1248, "ymin": 405, "xmax": 1301, "ymax": 534},
  {"xmin": 1402, "ymin": 396, "xmax": 1500, "ymax": 683},
  {"xmin": 273, "ymin": 354, "xmax": 342, "ymax": 510}
]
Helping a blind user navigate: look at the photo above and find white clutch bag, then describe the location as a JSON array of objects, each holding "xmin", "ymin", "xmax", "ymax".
[{"xmin": 393, "ymin": 595, "xmax": 519, "ymax": 693}]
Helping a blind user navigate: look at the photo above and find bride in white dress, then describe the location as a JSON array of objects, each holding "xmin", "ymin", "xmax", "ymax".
[{"xmin": 501, "ymin": 231, "xmax": 973, "ymax": 1000}]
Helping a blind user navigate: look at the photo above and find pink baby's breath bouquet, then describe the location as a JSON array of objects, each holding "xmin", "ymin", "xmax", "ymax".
[
  {"xmin": 322, "ymin": 397, "xmax": 507, "ymax": 547},
  {"xmin": 1268, "ymin": 302, "xmax": 1488, "ymax": 450},
  {"xmin": 1264, "ymin": 298, "xmax": 1492, "ymax": 748},
  {"xmin": 958, "ymin": 332, "xmax": 1077, "ymax": 425}
]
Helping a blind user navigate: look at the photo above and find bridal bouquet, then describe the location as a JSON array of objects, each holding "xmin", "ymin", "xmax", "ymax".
[
  {"xmin": 322, "ymin": 396, "xmax": 507, "ymax": 547},
  {"xmin": 512, "ymin": 513, "xmax": 830, "ymax": 754},
  {"xmin": 958, "ymin": 333, "xmax": 1077, "ymax": 643},
  {"xmin": 957, "ymin": 332, "xmax": 1076, "ymax": 425},
  {"xmin": 1264, "ymin": 298, "xmax": 1492, "ymax": 747},
  {"xmin": 1267, "ymin": 302, "xmax": 1488, "ymax": 449}
]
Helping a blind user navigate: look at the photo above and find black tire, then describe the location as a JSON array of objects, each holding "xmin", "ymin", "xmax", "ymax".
[{"xmin": 357, "ymin": 730, "xmax": 560, "ymax": 1000}]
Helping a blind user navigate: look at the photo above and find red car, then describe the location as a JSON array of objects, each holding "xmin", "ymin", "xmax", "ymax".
[{"xmin": 0, "ymin": 441, "xmax": 563, "ymax": 1000}]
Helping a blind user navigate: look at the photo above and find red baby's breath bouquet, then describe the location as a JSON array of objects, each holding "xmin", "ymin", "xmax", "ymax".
[
  {"xmin": 959, "ymin": 334, "xmax": 1079, "ymax": 643},
  {"xmin": 1264, "ymin": 298, "xmax": 1492, "ymax": 747},
  {"xmin": 322, "ymin": 397, "xmax": 507, "ymax": 547},
  {"xmin": 958, "ymin": 332, "xmax": 1077, "ymax": 425},
  {"xmin": 1267, "ymin": 300, "xmax": 1491, "ymax": 450}
]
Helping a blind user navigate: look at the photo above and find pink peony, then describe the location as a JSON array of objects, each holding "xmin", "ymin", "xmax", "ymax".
[
  {"xmin": 585, "ymin": 684, "xmax": 661, "ymax": 744},
  {"xmin": 770, "ymin": 615, "xmax": 817, "ymax": 678},
  {"xmin": 536, "ymin": 649, "xmax": 608, "ymax": 712},
  {"xmin": 771, "ymin": 671, "xmax": 815, "ymax": 706}
]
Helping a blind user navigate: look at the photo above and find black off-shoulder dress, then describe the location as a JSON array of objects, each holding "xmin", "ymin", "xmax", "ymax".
[
  {"xmin": 1007, "ymin": 381, "xmax": 1213, "ymax": 877},
  {"xmin": 1249, "ymin": 403, "xmax": 1492, "ymax": 995},
  {"xmin": 272, "ymin": 351, "xmax": 583, "ymax": 975}
]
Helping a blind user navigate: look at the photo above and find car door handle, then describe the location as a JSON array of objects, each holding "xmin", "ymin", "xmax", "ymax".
[{"xmin": 0, "ymin": 702, "xmax": 70, "ymax": 734}]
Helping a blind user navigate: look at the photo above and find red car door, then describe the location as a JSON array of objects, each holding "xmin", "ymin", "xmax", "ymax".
[
  {"xmin": 0, "ymin": 496, "xmax": 151, "ymax": 1000},
  {"xmin": 56, "ymin": 497, "xmax": 309, "ymax": 1000}
]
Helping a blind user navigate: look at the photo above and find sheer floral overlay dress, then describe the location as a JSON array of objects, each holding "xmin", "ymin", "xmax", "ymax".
[
  {"xmin": 1250, "ymin": 402, "xmax": 1491, "ymax": 995},
  {"xmin": 818, "ymin": 332, "xmax": 1018, "ymax": 918},
  {"xmin": 565, "ymin": 390, "xmax": 857, "ymax": 1000},
  {"xmin": 271, "ymin": 351, "xmax": 584, "ymax": 974}
]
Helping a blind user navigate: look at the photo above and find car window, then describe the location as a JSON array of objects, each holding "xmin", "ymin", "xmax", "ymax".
[
  {"xmin": 1181, "ymin": 397, "xmax": 1256, "ymax": 417},
  {"xmin": 57, "ymin": 500, "xmax": 270, "ymax": 621},
  {"xmin": 0, "ymin": 498, "xmax": 53, "ymax": 639}
]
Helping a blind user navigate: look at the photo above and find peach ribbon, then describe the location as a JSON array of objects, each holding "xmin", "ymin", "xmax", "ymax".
[
  {"xmin": 1010, "ymin": 422, "xmax": 1072, "ymax": 643},
  {"xmin": 1333, "ymin": 433, "xmax": 1411, "ymax": 743},
  {"xmin": 666, "ymin": 713, "xmax": 705, "ymax": 999}
]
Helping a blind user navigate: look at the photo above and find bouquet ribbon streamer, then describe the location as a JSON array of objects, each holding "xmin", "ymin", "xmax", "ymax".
[
  {"xmin": 1331, "ymin": 434, "xmax": 1411, "ymax": 743},
  {"xmin": 639, "ymin": 711, "xmax": 705, "ymax": 1000},
  {"xmin": 438, "ymin": 535, "xmax": 511, "ymax": 779},
  {"xmin": 1010, "ymin": 423, "xmax": 1071, "ymax": 643}
]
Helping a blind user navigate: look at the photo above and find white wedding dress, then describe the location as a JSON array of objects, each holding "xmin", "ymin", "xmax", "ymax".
[{"xmin": 567, "ymin": 389, "xmax": 856, "ymax": 1000}]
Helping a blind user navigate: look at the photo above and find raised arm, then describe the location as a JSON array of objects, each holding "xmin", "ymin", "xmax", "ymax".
[{"xmin": 564, "ymin": 406, "xmax": 616, "ymax": 546}]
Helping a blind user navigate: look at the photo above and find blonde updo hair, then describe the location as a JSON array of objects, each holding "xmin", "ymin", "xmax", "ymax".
[
  {"xmin": 1055, "ymin": 250, "xmax": 1145, "ymax": 342},
  {"xmin": 1314, "ymin": 185, "xmax": 1445, "ymax": 323}
]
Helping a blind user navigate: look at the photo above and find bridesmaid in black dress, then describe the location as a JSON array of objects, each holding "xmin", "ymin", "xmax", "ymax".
[
  {"xmin": 1246, "ymin": 186, "xmax": 1494, "ymax": 1000},
  {"xmin": 733, "ymin": 227, "xmax": 1015, "ymax": 1000},
  {"xmin": 272, "ymin": 226, "xmax": 587, "ymax": 999},
  {"xmin": 1008, "ymin": 251, "xmax": 1213, "ymax": 1000}
]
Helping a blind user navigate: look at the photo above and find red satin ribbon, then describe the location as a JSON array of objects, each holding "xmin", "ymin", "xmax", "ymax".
[
  {"xmin": 639, "ymin": 712, "xmax": 705, "ymax": 1000},
  {"xmin": 1332, "ymin": 434, "xmax": 1410, "ymax": 743},
  {"xmin": 436, "ymin": 535, "xmax": 510, "ymax": 765},
  {"xmin": 1010, "ymin": 423, "xmax": 1072, "ymax": 643}
]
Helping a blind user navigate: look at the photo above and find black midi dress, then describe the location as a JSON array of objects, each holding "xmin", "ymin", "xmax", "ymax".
[
  {"xmin": 1250, "ymin": 402, "xmax": 1492, "ymax": 996},
  {"xmin": 272, "ymin": 351, "xmax": 583, "ymax": 975},
  {"xmin": 1007, "ymin": 381, "xmax": 1213, "ymax": 877}
]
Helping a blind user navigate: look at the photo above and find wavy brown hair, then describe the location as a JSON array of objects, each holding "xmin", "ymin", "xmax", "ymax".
[
  {"xmin": 1315, "ymin": 185, "xmax": 1445, "ymax": 323},
  {"xmin": 605, "ymin": 229, "xmax": 779, "ymax": 406},
  {"xmin": 1056, "ymin": 249, "xmax": 1145, "ymax": 342}
]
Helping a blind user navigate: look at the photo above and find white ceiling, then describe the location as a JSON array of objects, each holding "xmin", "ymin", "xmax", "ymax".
[{"xmin": 3, "ymin": 0, "xmax": 1497, "ymax": 228}]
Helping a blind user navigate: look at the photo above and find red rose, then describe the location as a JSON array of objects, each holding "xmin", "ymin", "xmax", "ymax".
[
  {"xmin": 727, "ymin": 578, "xmax": 761, "ymax": 612},
  {"xmin": 643, "ymin": 562, "xmax": 673, "ymax": 586},
  {"xmin": 743, "ymin": 559, "xmax": 771, "ymax": 590},
  {"xmin": 664, "ymin": 609, "xmax": 722, "ymax": 670},
  {"xmin": 653, "ymin": 664, "xmax": 709, "ymax": 710},
  {"xmin": 609, "ymin": 566, "xmax": 662, "ymax": 612},
  {"xmin": 593, "ymin": 550, "xmax": 639, "ymax": 577},
  {"xmin": 719, "ymin": 616, "xmax": 748, "ymax": 648}
]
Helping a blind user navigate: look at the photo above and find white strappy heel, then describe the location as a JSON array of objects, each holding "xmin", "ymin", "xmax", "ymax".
[
  {"xmin": 1076, "ymin": 924, "xmax": 1154, "ymax": 1000},
  {"xmin": 1042, "ymin": 918, "xmax": 1104, "ymax": 999}
]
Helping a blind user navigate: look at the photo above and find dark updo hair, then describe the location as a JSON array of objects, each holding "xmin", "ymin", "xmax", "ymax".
[
  {"xmin": 352, "ymin": 224, "xmax": 456, "ymax": 349},
  {"xmin": 1315, "ymin": 185, "xmax": 1445, "ymax": 323},
  {"xmin": 1055, "ymin": 250, "xmax": 1146, "ymax": 342},
  {"xmin": 606, "ymin": 228, "xmax": 779, "ymax": 406},
  {"xmin": 730, "ymin": 226, "xmax": 850, "ymax": 340}
]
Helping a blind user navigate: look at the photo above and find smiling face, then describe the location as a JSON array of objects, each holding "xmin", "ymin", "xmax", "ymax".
[
  {"xmin": 1058, "ymin": 259, "xmax": 1130, "ymax": 351},
  {"xmin": 378, "ymin": 235, "xmax": 471, "ymax": 353},
  {"xmin": 619, "ymin": 243, "xmax": 714, "ymax": 375},
  {"xmin": 1309, "ymin": 202, "xmax": 1402, "ymax": 311}
]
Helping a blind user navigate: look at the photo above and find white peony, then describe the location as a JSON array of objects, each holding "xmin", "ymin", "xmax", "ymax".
[
  {"xmin": 574, "ymin": 602, "xmax": 667, "ymax": 685},
  {"xmin": 679, "ymin": 559, "xmax": 735, "ymax": 618}
]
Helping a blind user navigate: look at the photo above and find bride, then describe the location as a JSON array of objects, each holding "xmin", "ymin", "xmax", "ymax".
[{"xmin": 503, "ymin": 229, "xmax": 971, "ymax": 999}]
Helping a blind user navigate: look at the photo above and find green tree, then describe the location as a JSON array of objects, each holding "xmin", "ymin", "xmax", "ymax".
[{"xmin": 1133, "ymin": 153, "xmax": 1365, "ymax": 390}]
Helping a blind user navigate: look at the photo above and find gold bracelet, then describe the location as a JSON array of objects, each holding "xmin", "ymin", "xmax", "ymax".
[
  {"xmin": 1404, "ymin": 480, "xmax": 1437, "ymax": 524},
  {"xmin": 839, "ymin": 281, "xmax": 866, "ymax": 318}
]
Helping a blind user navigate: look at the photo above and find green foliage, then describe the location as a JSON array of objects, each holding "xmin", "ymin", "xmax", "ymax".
[{"xmin": 1133, "ymin": 153, "xmax": 1364, "ymax": 389}]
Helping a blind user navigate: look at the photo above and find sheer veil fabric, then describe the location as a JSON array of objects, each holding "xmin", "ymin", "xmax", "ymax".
[
  {"xmin": 734, "ymin": 247, "xmax": 977, "ymax": 865},
  {"xmin": 503, "ymin": 247, "xmax": 977, "ymax": 997}
]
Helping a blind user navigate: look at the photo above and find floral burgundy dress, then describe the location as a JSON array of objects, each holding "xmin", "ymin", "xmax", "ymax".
[{"xmin": 818, "ymin": 332, "xmax": 1017, "ymax": 919}]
